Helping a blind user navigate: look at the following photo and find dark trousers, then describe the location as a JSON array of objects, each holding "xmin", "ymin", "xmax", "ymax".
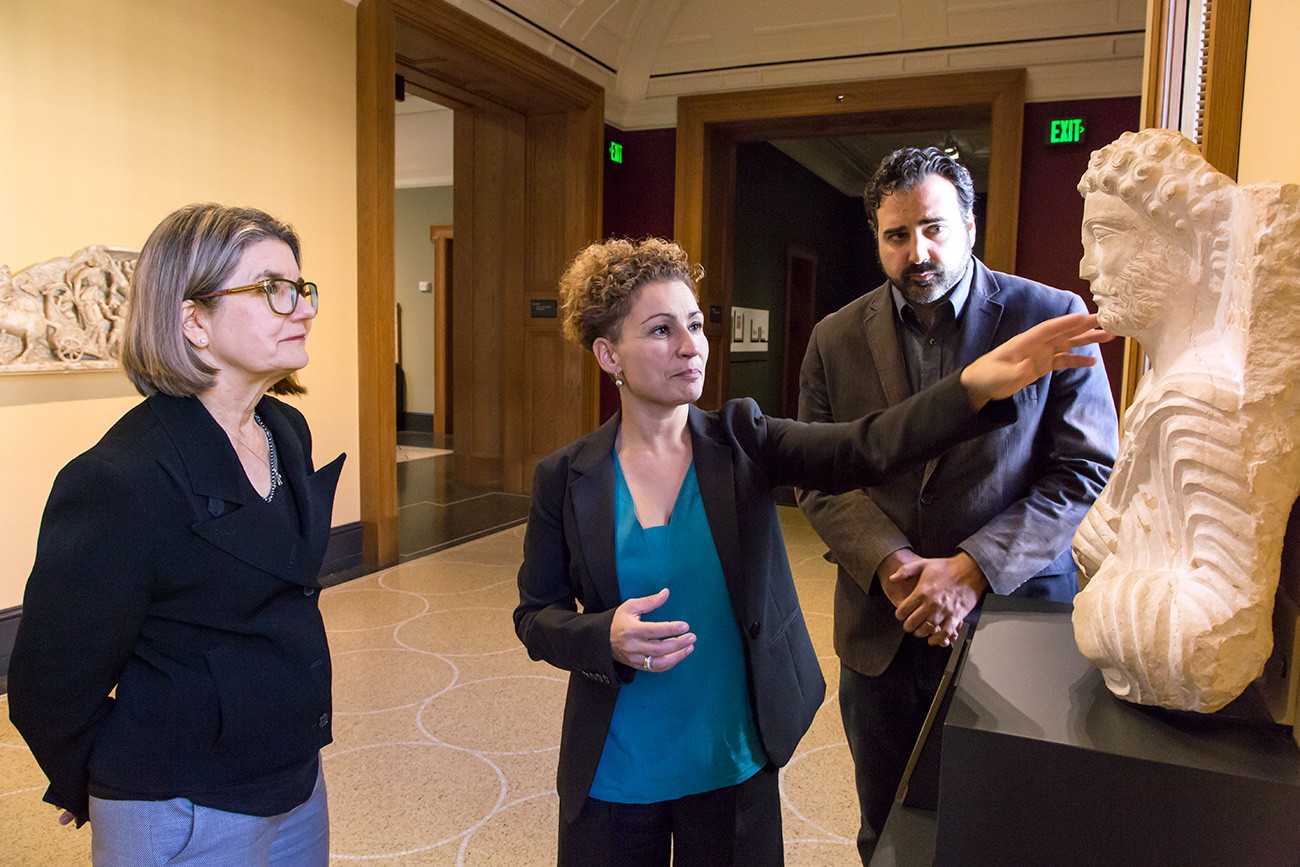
[
  {"xmin": 840, "ymin": 640, "xmax": 949, "ymax": 866},
  {"xmin": 557, "ymin": 764, "xmax": 783, "ymax": 867}
]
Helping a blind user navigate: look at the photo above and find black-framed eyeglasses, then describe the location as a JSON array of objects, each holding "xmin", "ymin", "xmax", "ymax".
[{"xmin": 210, "ymin": 278, "xmax": 319, "ymax": 315}]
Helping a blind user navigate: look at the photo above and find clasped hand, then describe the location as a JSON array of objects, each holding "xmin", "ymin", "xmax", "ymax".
[
  {"xmin": 884, "ymin": 551, "xmax": 988, "ymax": 647},
  {"xmin": 610, "ymin": 588, "xmax": 696, "ymax": 673}
]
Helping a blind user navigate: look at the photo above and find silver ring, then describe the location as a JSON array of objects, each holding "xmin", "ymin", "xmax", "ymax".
[{"xmin": 643, "ymin": 654, "xmax": 653, "ymax": 671}]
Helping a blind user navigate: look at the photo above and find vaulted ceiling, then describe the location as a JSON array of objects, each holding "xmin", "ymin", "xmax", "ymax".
[{"xmin": 440, "ymin": 0, "xmax": 1147, "ymax": 128}]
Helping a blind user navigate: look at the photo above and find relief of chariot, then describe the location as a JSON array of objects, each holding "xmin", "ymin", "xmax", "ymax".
[{"xmin": 0, "ymin": 246, "xmax": 136, "ymax": 372}]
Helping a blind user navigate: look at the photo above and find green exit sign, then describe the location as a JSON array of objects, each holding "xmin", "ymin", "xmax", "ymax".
[
  {"xmin": 608, "ymin": 141, "xmax": 624, "ymax": 164},
  {"xmin": 1047, "ymin": 118, "xmax": 1086, "ymax": 145}
]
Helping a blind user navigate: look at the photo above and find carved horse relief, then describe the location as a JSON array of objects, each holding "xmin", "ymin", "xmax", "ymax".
[{"xmin": 0, "ymin": 246, "xmax": 136, "ymax": 372}]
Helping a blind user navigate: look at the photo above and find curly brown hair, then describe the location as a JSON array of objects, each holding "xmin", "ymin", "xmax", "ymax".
[{"xmin": 559, "ymin": 237, "xmax": 704, "ymax": 349}]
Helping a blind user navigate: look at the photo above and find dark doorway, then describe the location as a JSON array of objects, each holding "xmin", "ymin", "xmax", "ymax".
[{"xmin": 782, "ymin": 244, "xmax": 817, "ymax": 419}]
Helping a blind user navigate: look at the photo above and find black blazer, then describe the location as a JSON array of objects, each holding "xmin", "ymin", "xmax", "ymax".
[
  {"xmin": 513, "ymin": 373, "xmax": 1013, "ymax": 823},
  {"xmin": 8, "ymin": 394, "xmax": 344, "ymax": 824}
]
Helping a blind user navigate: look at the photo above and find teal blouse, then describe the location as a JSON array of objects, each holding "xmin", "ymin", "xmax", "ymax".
[{"xmin": 587, "ymin": 457, "xmax": 767, "ymax": 803}]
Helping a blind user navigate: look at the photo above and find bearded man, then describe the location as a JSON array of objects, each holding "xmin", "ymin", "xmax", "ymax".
[{"xmin": 797, "ymin": 146, "xmax": 1118, "ymax": 863}]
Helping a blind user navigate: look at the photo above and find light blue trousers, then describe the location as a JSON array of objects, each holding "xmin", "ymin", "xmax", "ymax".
[{"xmin": 88, "ymin": 760, "xmax": 328, "ymax": 867}]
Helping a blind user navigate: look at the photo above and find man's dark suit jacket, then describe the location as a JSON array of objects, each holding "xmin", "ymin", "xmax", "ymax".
[
  {"xmin": 9, "ymin": 393, "xmax": 344, "ymax": 824},
  {"xmin": 513, "ymin": 373, "xmax": 1017, "ymax": 824},
  {"xmin": 798, "ymin": 259, "xmax": 1118, "ymax": 678}
]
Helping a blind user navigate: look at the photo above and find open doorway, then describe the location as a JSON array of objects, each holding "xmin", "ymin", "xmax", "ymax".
[
  {"xmin": 394, "ymin": 90, "xmax": 453, "ymax": 452},
  {"xmin": 729, "ymin": 124, "xmax": 993, "ymax": 418},
  {"xmin": 674, "ymin": 70, "xmax": 1026, "ymax": 410},
  {"xmin": 355, "ymin": 0, "xmax": 604, "ymax": 570},
  {"xmin": 391, "ymin": 88, "xmax": 531, "ymax": 560}
]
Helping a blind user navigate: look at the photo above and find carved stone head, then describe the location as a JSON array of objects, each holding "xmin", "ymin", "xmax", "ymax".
[{"xmin": 1076, "ymin": 130, "xmax": 1231, "ymax": 341}]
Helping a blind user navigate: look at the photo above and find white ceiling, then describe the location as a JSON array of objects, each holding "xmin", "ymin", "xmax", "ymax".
[
  {"xmin": 442, "ymin": 0, "xmax": 1148, "ymax": 129},
  {"xmin": 395, "ymin": 94, "xmax": 453, "ymax": 189},
  {"xmin": 394, "ymin": 1, "xmax": 1146, "ymax": 193},
  {"xmin": 772, "ymin": 127, "xmax": 992, "ymax": 198}
]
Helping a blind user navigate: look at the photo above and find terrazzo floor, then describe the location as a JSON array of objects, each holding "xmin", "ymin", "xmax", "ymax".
[{"xmin": 0, "ymin": 507, "xmax": 860, "ymax": 865}]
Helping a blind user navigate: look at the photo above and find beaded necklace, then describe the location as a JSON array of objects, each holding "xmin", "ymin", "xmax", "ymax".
[{"xmin": 253, "ymin": 413, "xmax": 283, "ymax": 502}]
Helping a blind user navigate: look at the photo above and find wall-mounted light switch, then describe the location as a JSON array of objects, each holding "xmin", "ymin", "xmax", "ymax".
[{"xmin": 418, "ymin": 281, "xmax": 432, "ymax": 293}]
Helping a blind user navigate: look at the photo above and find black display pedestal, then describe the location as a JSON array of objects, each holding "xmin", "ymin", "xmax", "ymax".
[
  {"xmin": 868, "ymin": 597, "xmax": 1300, "ymax": 866},
  {"xmin": 933, "ymin": 596, "xmax": 1300, "ymax": 866}
]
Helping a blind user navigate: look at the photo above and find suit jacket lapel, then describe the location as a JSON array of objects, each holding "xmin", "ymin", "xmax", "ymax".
[
  {"xmin": 863, "ymin": 286, "xmax": 911, "ymax": 407},
  {"xmin": 148, "ymin": 394, "xmax": 339, "ymax": 587},
  {"xmin": 955, "ymin": 260, "xmax": 1005, "ymax": 371},
  {"xmin": 149, "ymin": 394, "xmax": 253, "ymax": 508},
  {"xmin": 569, "ymin": 413, "xmax": 622, "ymax": 611},
  {"xmin": 921, "ymin": 260, "xmax": 1005, "ymax": 488},
  {"xmin": 687, "ymin": 406, "xmax": 746, "ymax": 608},
  {"xmin": 258, "ymin": 399, "xmax": 345, "ymax": 585}
]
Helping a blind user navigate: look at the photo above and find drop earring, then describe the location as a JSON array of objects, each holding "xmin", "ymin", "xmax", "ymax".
[{"xmin": 613, "ymin": 372, "xmax": 625, "ymax": 388}]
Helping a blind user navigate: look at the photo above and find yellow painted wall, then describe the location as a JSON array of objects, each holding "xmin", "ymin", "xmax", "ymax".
[
  {"xmin": 0, "ymin": 0, "xmax": 359, "ymax": 609},
  {"xmin": 1238, "ymin": 0, "xmax": 1300, "ymax": 185}
]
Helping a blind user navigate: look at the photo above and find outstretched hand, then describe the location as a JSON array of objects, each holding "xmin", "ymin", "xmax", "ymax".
[
  {"xmin": 610, "ymin": 588, "xmax": 696, "ymax": 674},
  {"xmin": 960, "ymin": 312, "xmax": 1111, "ymax": 409}
]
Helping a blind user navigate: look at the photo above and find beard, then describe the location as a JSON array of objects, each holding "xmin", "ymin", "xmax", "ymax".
[
  {"xmin": 1091, "ymin": 248, "xmax": 1177, "ymax": 336},
  {"xmin": 887, "ymin": 237, "xmax": 973, "ymax": 308}
]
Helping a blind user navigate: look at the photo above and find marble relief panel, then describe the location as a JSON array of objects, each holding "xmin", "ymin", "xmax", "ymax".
[{"xmin": 0, "ymin": 246, "xmax": 136, "ymax": 373}]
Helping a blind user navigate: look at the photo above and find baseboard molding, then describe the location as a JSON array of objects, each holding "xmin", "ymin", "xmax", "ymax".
[
  {"xmin": 400, "ymin": 412, "xmax": 434, "ymax": 434},
  {"xmin": 0, "ymin": 605, "xmax": 21, "ymax": 688},
  {"xmin": 321, "ymin": 521, "xmax": 364, "ymax": 580},
  {"xmin": 0, "ymin": 522, "xmax": 368, "ymax": 685}
]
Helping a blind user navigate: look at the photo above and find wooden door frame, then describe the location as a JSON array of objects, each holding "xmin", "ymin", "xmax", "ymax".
[
  {"xmin": 356, "ymin": 0, "xmax": 602, "ymax": 570},
  {"xmin": 356, "ymin": 0, "xmax": 398, "ymax": 570},
  {"xmin": 674, "ymin": 69, "xmax": 1026, "ymax": 408},
  {"xmin": 781, "ymin": 243, "xmax": 817, "ymax": 420},
  {"xmin": 1128, "ymin": 0, "xmax": 1252, "ymax": 421},
  {"xmin": 429, "ymin": 224, "xmax": 452, "ymax": 435}
]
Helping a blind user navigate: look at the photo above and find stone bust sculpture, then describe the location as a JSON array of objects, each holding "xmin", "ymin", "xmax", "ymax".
[{"xmin": 1072, "ymin": 128, "xmax": 1300, "ymax": 713}]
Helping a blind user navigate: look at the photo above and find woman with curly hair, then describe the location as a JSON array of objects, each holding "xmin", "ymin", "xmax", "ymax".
[{"xmin": 513, "ymin": 237, "xmax": 1106, "ymax": 866}]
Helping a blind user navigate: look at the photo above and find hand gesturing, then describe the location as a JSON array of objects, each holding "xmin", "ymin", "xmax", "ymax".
[{"xmin": 609, "ymin": 589, "xmax": 696, "ymax": 673}]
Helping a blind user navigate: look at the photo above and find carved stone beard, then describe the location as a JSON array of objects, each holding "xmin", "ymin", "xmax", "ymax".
[{"xmin": 1092, "ymin": 238, "xmax": 1184, "ymax": 339}]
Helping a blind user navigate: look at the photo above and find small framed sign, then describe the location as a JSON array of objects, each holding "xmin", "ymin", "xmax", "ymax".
[{"xmin": 730, "ymin": 307, "xmax": 769, "ymax": 356}]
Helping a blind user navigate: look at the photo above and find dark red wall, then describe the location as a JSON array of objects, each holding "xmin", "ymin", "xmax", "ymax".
[
  {"xmin": 1016, "ymin": 97, "xmax": 1141, "ymax": 409},
  {"xmin": 602, "ymin": 125, "xmax": 677, "ymax": 241},
  {"xmin": 598, "ymin": 126, "xmax": 678, "ymax": 420}
]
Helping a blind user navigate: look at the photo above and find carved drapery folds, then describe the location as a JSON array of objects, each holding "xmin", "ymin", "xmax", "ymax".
[
  {"xmin": 0, "ymin": 246, "xmax": 136, "ymax": 372},
  {"xmin": 1073, "ymin": 129, "xmax": 1300, "ymax": 713}
]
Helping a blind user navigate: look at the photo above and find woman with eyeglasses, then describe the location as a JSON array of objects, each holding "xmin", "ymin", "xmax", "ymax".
[{"xmin": 8, "ymin": 203, "xmax": 344, "ymax": 867}]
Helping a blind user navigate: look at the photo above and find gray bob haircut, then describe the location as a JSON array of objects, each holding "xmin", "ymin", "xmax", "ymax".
[{"xmin": 121, "ymin": 203, "xmax": 306, "ymax": 397}]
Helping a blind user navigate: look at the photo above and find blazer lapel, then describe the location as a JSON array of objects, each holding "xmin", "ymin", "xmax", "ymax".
[
  {"xmin": 921, "ymin": 260, "xmax": 1005, "ymax": 488},
  {"xmin": 687, "ymin": 406, "xmax": 746, "ymax": 607},
  {"xmin": 955, "ymin": 260, "xmax": 1005, "ymax": 371},
  {"xmin": 569, "ymin": 413, "xmax": 622, "ymax": 611},
  {"xmin": 863, "ymin": 286, "xmax": 911, "ymax": 407},
  {"xmin": 149, "ymin": 394, "xmax": 253, "ymax": 509},
  {"xmin": 148, "ymin": 394, "xmax": 339, "ymax": 587},
  {"xmin": 258, "ymin": 399, "xmax": 345, "ymax": 585}
]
